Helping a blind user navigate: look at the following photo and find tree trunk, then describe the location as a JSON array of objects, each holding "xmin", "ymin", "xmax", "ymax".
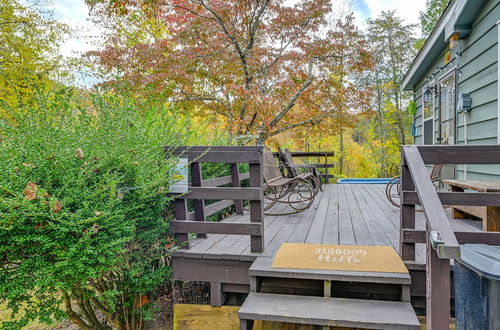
[
  {"xmin": 338, "ymin": 129, "xmax": 345, "ymax": 176},
  {"xmin": 387, "ymin": 30, "xmax": 406, "ymax": 146},
  {"xmin": 374, "ymin": 66, "xmax": 387, "ymax": 177}
]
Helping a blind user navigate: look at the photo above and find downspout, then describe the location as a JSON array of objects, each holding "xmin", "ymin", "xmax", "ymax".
[
  {"xmin": 432, "ymin": 76, "xmax": 437, "ymax": 145},
  {"xmin": 497, "ymin": 20, "xmax": 500, "ymax": 144},
  {"xmin": 463, "ymin": 110, "xmax": 468, "ymax": 179},
  {"xmin": 458, "ymin": 42, "xmax": 468, "ymax": 180}
]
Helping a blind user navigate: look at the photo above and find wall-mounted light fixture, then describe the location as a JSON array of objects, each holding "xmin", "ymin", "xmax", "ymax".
[{"xmin": 423, "ymin": 85, "xmax": 438, "ymax": 103}]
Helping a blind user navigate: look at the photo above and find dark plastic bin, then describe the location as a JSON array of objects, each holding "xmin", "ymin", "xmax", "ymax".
[{"xmin": 454, "ymin": 244, "xmax": 500, "ymax": 330}]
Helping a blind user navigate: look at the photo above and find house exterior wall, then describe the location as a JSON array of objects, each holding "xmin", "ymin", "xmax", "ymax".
[{"xmin": 413, "ymin": 0, "xmax": 500, "ymax": 180}]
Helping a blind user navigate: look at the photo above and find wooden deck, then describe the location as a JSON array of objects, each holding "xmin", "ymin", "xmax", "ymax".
[
  {"xmin": 170, "ymin": 145, "xmax": 500, "ymax": 328},
  {"xmin": 174, "ymin": 184, "xmax": 481, "ymax": 266}
]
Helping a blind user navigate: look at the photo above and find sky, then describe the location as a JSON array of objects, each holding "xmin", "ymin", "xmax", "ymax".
[
  {"xmin": 352, "ymin": 0, "xmax": 428, "ymax": 26},
  {"xmin": 52, "ymin": 0, "xmax": 428, "ymax": 58},
  {"xmin": 52, "ymin": 0, "xmax": 102, "ymax": 58}
]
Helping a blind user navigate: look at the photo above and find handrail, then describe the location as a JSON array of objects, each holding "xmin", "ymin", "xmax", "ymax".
[
  {"xmin": 399, "ymin": 144, "xmax": 500, "ymax": 330},
  {"xmin": 402, "ymin": 146, "xmax": 460, "ymax": 259}
]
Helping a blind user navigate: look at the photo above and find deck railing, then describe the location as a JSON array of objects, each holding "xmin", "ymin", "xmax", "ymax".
[
  {"xmin": 166, "ymin": 146, "xmax": 265, "ymax": 253},
  {"xmin": 400, "ymin": 145, "xmax": 500, "ymax": 329},
  {"xmin": 273, "ymin": 151, "xmax": 335, "ymax": 183}
]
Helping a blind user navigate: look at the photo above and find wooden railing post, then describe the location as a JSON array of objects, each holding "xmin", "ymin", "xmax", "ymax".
[
  {"xmin": 426, "ymin": 225, "xmax": 451, "ymax": 330},
  {"xmin": 324, "ymin": 153, "xmax": 329, "ymax": 184},
  {"xmin": 231, "ymin": 163, "xmax": 244, "ymax": 215},
  {"xmin": 249, "ymin": 154, "xmax": 264, "ymax": 253},
  {"xmin": 400, "ymin": 154, "xmax": 416, "ymax": 261},
  {"xmin": 174, "ymin": 199, "xmax": 190, "ymax": 250},
  {"xmin": 191, "ymin": 162, "xmax": 206, "ymax": 238}
]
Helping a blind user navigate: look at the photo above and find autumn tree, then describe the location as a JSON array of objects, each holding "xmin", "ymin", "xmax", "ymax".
[
  {"xmin": 0, "ymin": 0, "xmax": 69, "ymax": 119},
  {"xmin": 87, "ymin": 0, "xmax": 372, "ymax": 144}
]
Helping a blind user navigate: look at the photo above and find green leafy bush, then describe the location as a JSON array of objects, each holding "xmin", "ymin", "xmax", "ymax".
[{"xmin": 0, "ymin": 90, "xmax": 183, "ymax": 329}]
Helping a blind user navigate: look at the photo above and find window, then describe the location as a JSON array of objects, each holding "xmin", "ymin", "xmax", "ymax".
[
  {"xmin": 423, "ymin": 93, "xmax": 433, "ymax": 120},
  {"xmin": 439, "ymin": 71, "xmax": 456, "ymax": 145},
  {"xmin": 422, "ymin": 86, "xmax": 434, "ymax": 145}
]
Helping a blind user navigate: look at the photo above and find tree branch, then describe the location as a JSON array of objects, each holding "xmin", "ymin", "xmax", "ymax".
[
  {"xmin": 166, "ymin": 4, "xmax": 213, "ymax": 20},
  {"xmin": 76, "ymin": 292, "xmax": 95, "ymax": 328},
  {"xmin": 197, "ymin": 0, "xmax": 252, "ymax": 89},
  {"xmin": 62, "ymin": 291, "xmax": 93, "ymax": 330},
  {"xmin": 244, "ymin": 0, "xmax": 270, "ymax": 56},
  {"xmin": 269, "ymin": 62, "xmax": 314, "ymax": 128},
  {"xmin": 268, "ymin": 114, "xmax": 326, "ymax": 137}
]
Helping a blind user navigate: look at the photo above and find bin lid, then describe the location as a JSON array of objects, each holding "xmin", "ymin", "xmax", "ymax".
[{"xmin": 458, "ymin": 244, "xmax": 500, "ymax": 281}]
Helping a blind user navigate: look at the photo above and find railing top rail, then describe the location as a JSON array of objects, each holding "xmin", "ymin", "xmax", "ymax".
[
  {"xmin": 416, "ymin": 145, "xmax": 500, "ymax": 164},
  {"xmin": 286, "ymin": 151, "xmax": 335, "ymax": 156},
  {"xmin": 164, "ymin": 146, "xmax": 263, "ymax": 163},
  {"xmin": 165, "ymin": 145, "xmax": 264, "ymax": 152},
  {"xmin": 402, "ymin": 145, "xmax": 460, "ymax": 259},
  {"xmin": 416, "ymin": 144, "xmax": 500, "ymax": 151},
  {"xmin": 272, "ymin": 151, "xmax": 334, "ymax": 156}
]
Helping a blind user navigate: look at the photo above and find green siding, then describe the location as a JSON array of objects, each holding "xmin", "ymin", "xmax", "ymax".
[
  {"xmin": 412, "ymin": 0, "xmax": 499, "ymax": 180},
  {"xmin": 413, "ymin": 52, "xmax": 452, "ymax": 145}
]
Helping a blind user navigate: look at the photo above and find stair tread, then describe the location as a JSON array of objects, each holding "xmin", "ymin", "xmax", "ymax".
[
  {"xmin": 239, "ymin": 292, "xmax": 420, "ymax": 330},
  {"xmin": 249, "ymin": 256, "xmax": 411, "ymax": 285}
]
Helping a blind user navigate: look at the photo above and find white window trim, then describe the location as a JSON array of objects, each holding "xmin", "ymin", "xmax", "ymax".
[
  {"xmin": 438, "ymin": 67, "xmax": 457, "ymax": 145},
  {"xmin": 438, "ymin": 65, "xmax": 457, "ymax": 82},
  {"xmin": 422, "ymin": 85, "xmax": 435, "ymax": 145}
]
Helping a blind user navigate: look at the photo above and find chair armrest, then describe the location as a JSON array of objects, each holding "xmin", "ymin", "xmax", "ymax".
[{"xmin": 289, "ymin": 164, "xmax": 315, "ymax": 169}]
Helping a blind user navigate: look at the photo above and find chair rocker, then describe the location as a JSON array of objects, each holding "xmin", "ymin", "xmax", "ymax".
[
  {"xmin": 262, "ymin": 151, "xmax": 317, "ymax": 216},
  {"xmin": 386, "ymin": 164, "xmax": 444, "ymax": 208}
]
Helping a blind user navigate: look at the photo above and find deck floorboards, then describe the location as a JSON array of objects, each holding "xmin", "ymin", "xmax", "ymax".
[{"xmin": 175, "ymin": 184, "xmax": 482, "ymax": 266}]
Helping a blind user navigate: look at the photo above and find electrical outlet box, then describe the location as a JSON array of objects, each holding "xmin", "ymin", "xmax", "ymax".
[{"xmin": 458, "ymin": 93, "xmax": 472, "ymax": 113}]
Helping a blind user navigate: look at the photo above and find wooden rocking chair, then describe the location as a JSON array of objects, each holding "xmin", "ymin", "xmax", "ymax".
[
  {"xmin": 263, "ymin": 150, "xmax": 317, "ymax": 216},
  {"xmin": 386, "ymin": 164, "xmax": 444, "ymax": 208},
  {"xmin": 278, "ymin": 148, "xmax": 323, "ymax": 194}
]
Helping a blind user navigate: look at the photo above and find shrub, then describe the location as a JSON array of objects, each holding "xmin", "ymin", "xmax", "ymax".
[{"xmin": 0, "ymin": 90, "xmax": 183, "ymax": 329}]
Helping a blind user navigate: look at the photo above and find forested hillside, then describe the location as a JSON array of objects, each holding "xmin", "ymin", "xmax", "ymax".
[{"xmin": 1, "ymin": 0, "xmax": 449, "ymax": 179}]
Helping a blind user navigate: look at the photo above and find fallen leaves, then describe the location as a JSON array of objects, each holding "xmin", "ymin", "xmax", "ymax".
[
  {"xmin": 22, "ymin": 163, "xmax": 36, "ymax": 169},
  {"xmin": 165, "ymin": 237, "xmax": 174, "ymax": 249},
  {"xmin": 117, "ymin": 190, "xmax": 125, "ymax": 199},
  {"xmin": 23, "ymin": 182, "xmax": 62, "ymax": 214},
  {"xmin": 23, "ymin": 182, "xmax": 38, "ymax": 200},
  {"xmin": 53, "ymin": 200, "xmax": 62, "ymax": 213},
  {"xmin": 34, "ymin": 222, "xmax": 47, "ymax": 230},
  {"xmin": 75, "ymin": 148, "xmax": 84, "ymax": 159},
  {"xmin": 134, "ymin": 295, "xmax": 149, "ymax": 309}
]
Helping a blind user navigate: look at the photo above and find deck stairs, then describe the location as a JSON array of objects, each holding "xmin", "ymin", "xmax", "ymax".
[{"xmin": 238, "ymin": 256, "xmax": 420, "ymax": 330}]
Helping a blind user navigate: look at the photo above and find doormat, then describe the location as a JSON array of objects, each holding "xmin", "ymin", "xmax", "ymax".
[{"xmin": 272, "ymin": 243, "xmax": 408, "ymax": 273}]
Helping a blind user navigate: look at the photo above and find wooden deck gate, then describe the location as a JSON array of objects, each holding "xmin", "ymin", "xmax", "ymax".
[{"xmin": 166, "ymin": 146, "xmax": 265, "ymax": 253}]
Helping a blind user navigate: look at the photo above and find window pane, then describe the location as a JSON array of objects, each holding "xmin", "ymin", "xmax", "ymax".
[
  {"xmin": 440, "ymin": 72, "xmax": 455, "ymax": 121},
  {"xmin": 440, "ymin": 71, "xmax": 456, "ymax": 144},
  {"xmin": 441, "ymin": 120, "xmax": 454, "ymax": 144},
  {"xmin": 424, "ymin": 119, "xmax": 433, "ymax": 145},
  {"xmin": 423, "ymin": 97, "xmax": 432, "ymax": 120}
]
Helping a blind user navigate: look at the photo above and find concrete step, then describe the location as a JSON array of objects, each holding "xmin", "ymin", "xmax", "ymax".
[
  {"xmin": 249, "ymin": 256, "xmax": 411, "ymax": 285},
  {"xmin": 238, "ymin": 292, "xmax": 420, "ymax": 330}
]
